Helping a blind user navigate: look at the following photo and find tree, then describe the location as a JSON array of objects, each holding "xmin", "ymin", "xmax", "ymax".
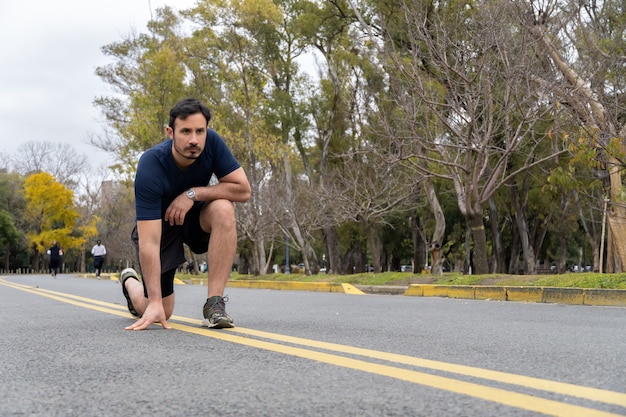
[
  {"xmin": 516, "ymin": 0, "xmax": 626, "ymax": 272},
  {"xmin": 75, "ymin": 167, "xmax": 117, "ymax": 272},
  {"xmin": 361, "ymin": 0, "xmax": 566, "ymax": 274},
  {"xmin": 90, "ymin": 180, "xmax": 138, "ymax": 272},
  {"xmin": 184, "ymin": 0, "xmax": 291, "ymax": 275},
  {"xmin": 0, "ymin": 211, "xmax": 18, "ymax": 271},
  {"xmin": 13, "ymin": 141, "xmax": 87, "ymax": 188},
  {"xmin": 295, "ymin": 0, "xmax": 364, "ymax": 274},
  {"xmin": 93, "ymin": 6, "xmax": 189, "ymax": 178},
  {"xmin": 89, "ymin": 0, "xmax": 626, "ymax": 276},
  {"xmin": 0, "ymin": 171, "xmax": 25, "ymax": 271},
  {"xmin": 324, "ymin": 151, "xmax": 415, "ymax": 272},
  {"xmin": 23, "ymin": 172, "xmax": 84, "ymax": 271}
]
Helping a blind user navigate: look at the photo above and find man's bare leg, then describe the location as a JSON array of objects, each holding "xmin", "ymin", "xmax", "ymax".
[
  {"xmin": 201, "ymin": 199, "xmax": 237, "ymax": 297},
  {"xmin": 123, "ymin": 277, "xmax": 175, "ymax": 319},
  {"xmin": 200, "ymin": 199, "xmax": 237, "ymax": 328}
]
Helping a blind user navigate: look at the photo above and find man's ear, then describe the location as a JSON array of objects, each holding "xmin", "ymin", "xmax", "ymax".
[{"xmin": 166, "ymin": 125, "xmax": 173, "ymax": 139}]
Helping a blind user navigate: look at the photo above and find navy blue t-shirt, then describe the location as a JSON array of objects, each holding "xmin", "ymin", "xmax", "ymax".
[{"xmin": 134, "ymin": 129, "xmax": 241, "ymax": 221}]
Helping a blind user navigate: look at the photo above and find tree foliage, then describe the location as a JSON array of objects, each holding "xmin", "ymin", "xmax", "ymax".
[
  {"xmin": 23, "ymin": 172, "xmax": 84, "ymax": 255},
  {"xmin": 0, "ymin": 0, "xmax": 617, "ymax": 276}
]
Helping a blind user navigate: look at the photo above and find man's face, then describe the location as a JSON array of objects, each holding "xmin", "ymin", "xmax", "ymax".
[{"xmin": 167, "ymin": 113, "xmax": 207, "ymax": 166}]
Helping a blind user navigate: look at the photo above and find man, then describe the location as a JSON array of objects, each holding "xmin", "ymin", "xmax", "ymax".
[
  {"xmin": 91, "ymin": 239, "xmax": 106, "ymax": 279},
  {"xmin": 47, "ymin": 241, "xmax": 63, "ymax": 278},
  {"xmin": 119, "ymin": 98, "xmax": 251, "ymax": 331}
]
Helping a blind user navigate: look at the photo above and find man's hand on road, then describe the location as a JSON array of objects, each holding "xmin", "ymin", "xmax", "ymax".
[{"xmin": 125, "ymin": 302, "xmax": 171, "ymax": 330}]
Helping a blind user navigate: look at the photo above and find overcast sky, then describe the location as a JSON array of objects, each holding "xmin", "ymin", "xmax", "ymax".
[{"xmin": 0, "ymin": 0, "xmax": 196, "ymax": 167}]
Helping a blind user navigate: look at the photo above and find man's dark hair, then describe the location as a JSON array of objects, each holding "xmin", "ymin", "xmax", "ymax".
[{"xmin": 169, "ymin": 98, "xmax": 212, "ymax": 129}]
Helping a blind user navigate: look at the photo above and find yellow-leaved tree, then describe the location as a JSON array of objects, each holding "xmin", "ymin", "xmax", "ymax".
[{"xmin": 24, "ymin": 172, "xmax": 87, "ymax": 271}]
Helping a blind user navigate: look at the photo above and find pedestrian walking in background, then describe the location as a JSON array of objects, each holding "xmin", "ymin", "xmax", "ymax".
[
  {"xmin": 47, "ymin": 241, "xmax": 63, "ymax": 278},
  {"xmin": 91, "ymin": 239, "xmax": 107, "ymax": 279}
]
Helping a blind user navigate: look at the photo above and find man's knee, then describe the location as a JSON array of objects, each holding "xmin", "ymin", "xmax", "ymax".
[
  {"xmin": 201, "ymin": 200, "xmax": 235, "ymax": 230},
  {"xmin": 211, "ymin": 199, "xmax": 235, "ymax": 216}
]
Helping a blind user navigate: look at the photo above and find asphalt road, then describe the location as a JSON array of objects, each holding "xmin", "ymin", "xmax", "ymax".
[{"xmin": 1, "ymin": 274, "xmax": 625, "ymax": 417}]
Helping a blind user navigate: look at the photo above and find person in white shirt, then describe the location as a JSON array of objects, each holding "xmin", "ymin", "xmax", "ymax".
[{"xmin": 91, "ymin": 240, "xmax": 107, "ymax": 279}]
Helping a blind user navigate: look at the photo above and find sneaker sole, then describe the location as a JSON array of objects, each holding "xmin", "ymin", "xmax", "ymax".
[
  {"xmin": 119, "ymin": 268, "xmax": 141, "ymax": 318},
  {"xmin": 201, "ymin": 318, "xmax": 234, "ymax": 329}
]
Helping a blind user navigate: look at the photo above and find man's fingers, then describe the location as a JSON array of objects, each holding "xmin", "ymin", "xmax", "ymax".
[
  {"xmin": 124, "ymin": 318, "xmax": 171, "ymax": 331},
  {"xmin": 125, "ymin": 320, "xmax": 147, "ymax": 331},
  {"xmin": 125, "ymin": 317, "xmax": 151, "ymax": 331}
]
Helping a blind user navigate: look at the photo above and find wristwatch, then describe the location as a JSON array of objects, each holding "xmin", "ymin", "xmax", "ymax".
[{"xmin": 186, "ymin": 188, "xmax": 197, "ymax": 201}]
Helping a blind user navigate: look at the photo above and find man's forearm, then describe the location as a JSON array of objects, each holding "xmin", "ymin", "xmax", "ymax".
[
  {"xmin": 187, "ymin": 167, "xmax": 251, "ymax": 204},
  {"xmin": 191, "ymin": 183, "xmax": 249, "ymax": 203},
  {"xmin": 138, "ymin": 244, "xmax": 163, "ymax": 302}
]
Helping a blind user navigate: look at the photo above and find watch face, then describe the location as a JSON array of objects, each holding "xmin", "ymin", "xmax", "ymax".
[{"xmin": 187, "ymin": 189, "xmax": 195, "ymax": 199}]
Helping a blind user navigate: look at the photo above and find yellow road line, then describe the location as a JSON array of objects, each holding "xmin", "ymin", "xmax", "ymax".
[
  {"xmin": 225, "ymin": 328, "xmax": 626, "ymax": 408},
  {"xmin": 166, "ymin": 321, "xmax": 622, "ymax": 417},
  {"xmin": 2, "ymin": 278, "xmax": 624, "ymax": 417}
]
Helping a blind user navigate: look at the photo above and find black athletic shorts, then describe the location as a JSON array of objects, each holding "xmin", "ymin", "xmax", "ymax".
[
  {"xmin": 131, "ymin": 202, "xmax": 209, "ymax": 297},
  {"xmin": 94, "ymin": 256, "xmax": 104, "ymax": 269}
]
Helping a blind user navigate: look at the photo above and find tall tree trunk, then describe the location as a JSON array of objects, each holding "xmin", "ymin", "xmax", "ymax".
[
  {"xmin": 411, "ymin": 215, "xmax": 426, "ymax": 274},
  {"xmin": 464, "ymin": 221, "xmax": 472, "ymax": 274},
  {"xmin": 33, "ymin": 252, "xmax": 37, "ymax": 273},
  {"xmin": 605, "ymin": 162, "xmax": 626, "ymax": 272},
  {"xmin": 510, "ymin": 184, "xmax": 536, "ymax": 274},
  {"xmin": 282, "ymin": 152, "xmax": 312, "ymax": 275},
  {"xmin": 488, "ymin": 197, "xmax": 506, "ymax": 273},
  {"xmin": 606, "ymin": 211, "xmax": 626, "ymax": 273},
  {"xmin": 508, "ymin": 223, "xmax": 520, "ymax": 274},
  {"xmin": 527, "ymin": 16, "xmax": 626, "ymax": 272},
  {"xmin": 423, "ymin": 178, "xmax": 446, "ymax": 275},
  {"xmin": 255, "ymin": 239, "xmax": 267, "ymax": 275},
  {"xmin": 323, "ymin": 226, "xmax": 343, "ymax": 274},
  {"xmin": 238, "ymin": 253, "xmax": 250, "ymax": 275},
  {"xmin": 291, "ymin": 222, "xmax": 313, "ymax": 275},
  {"xmin": 468, "ymin": 212, "xmax": 489, "ymax": 274},
  {"xmin": 365, "ymin": 221, "xmax": 382, "ymax": 273},
  {"xmin": 531, "ymin": 216, "xmax": 550, "ymax": 267},
  {"xmin": 246, "ymin": 240, "xmax": 259, "ymax": 275},
  {"xmin": 80, "ymin": 242, "xmax": 86, "ymax": 273},
  {"xmin": 341, "ymin": 240, "xmax": 364, "ymax": 273},
  {"xmin": 557, "ymin": 235, "xmax": 568, "ymax": 273}
]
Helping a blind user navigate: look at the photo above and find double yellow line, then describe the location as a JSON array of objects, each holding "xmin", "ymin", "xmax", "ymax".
[{"xmin": 2, "ymin": 278, "xmax": 625, "ymax": 417}]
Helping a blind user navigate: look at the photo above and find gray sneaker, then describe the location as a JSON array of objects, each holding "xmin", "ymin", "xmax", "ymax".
[{"xmin": 202, "ymin": 296, "xmax": 234, "ymax": 328}]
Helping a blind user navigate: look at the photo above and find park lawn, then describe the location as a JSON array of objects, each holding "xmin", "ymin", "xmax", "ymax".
[{"xmin": 174, "ymin": 271, "xmax": 626, "ymax": 290}]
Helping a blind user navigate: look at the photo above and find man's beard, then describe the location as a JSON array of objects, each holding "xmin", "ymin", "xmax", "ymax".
[{"xmin": 173, "ymin": 137, "xmax": 202, "ymax": 160}]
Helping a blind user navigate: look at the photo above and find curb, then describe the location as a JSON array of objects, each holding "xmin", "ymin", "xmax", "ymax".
[
  {"xmin": 403, "ymin": 284, "xmax": 626, "ymax": 306},
  {"xmin": 224, "ymin": 279, "xmax": 365, "ymax": 294},
  {"xmin": 79, "ymin": 273, "xmax": 114, "ymax": 280},
  {"xmin": 81, "ymin": 274, "xmax": 187, "ymax": 285},
  {"xmin": 103, "ymin": 275, "xmax": 626, "ymax": 306}
]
